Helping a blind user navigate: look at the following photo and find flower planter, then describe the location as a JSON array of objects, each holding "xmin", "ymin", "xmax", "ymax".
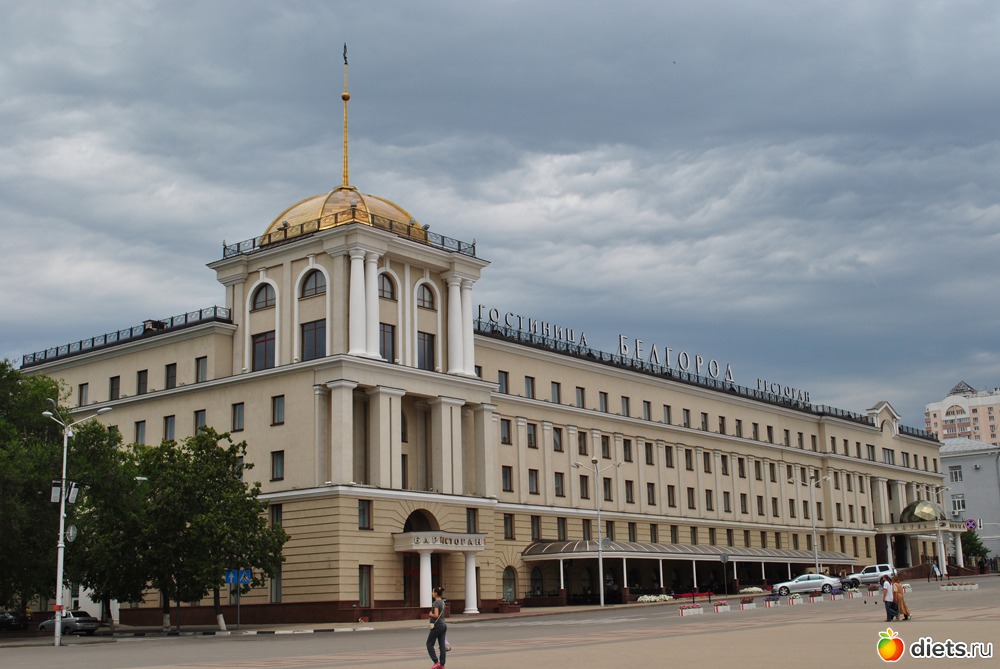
[
  {"xmin": 740, "ymin": 602, "xmax": 757, "ymax": 611},
  {"xmin": 764, "ymin": 599, "xmax": 780, "ymax": 608},
  {"xmin": 787, "ymin": 598, "xmax": 802, "ymax": 605},
  {"xmin": 826, "ymin": 594, "xmax": 844, "ymax": 601},
  {"xmin": 678, "ymin": 607, "xmax": 703, "ymax": 616},
  {"xmin": 713, "ymin": 605, "xmax": 731, "ymax": 613},
  {"xmin": 846, "ymin": 592, "xmax": 860, "ymax": 599},
  {"xmin": 808, "ymin": 596, "xmax": 822, "ymax": 604}
]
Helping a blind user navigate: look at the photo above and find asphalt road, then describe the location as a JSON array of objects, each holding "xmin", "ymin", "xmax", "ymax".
[{"xmin": 3, "ymin": 578, "xmax": 998, "ymax": 669}]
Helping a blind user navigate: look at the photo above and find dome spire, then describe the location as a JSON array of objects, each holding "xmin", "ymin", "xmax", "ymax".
[{"xmin": 341, "ymin": 43, "xmax": 351, "ymax": 188}]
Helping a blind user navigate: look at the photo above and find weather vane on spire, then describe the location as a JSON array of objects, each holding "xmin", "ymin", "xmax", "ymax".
[{"xmin": 341, "ymin": 43, "xmax": 350, "ymax": 187}]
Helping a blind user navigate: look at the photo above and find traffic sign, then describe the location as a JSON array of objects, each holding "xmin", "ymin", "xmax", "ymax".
[
  {"xmin": 225, "ymin": 569, "xmax": 252, "ymax": 584},
  {"xmin": 965, "ymin": 518, "xmax": 978, "ymax": 531}
]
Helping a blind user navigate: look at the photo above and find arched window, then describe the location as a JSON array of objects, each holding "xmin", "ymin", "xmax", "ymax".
[
  {"xmin": 252, "ymin": 284, "xmax": 275, "ymax": 310},
  {"xmin": 301, "ymin": 270, "xmax": 326, "ymax": 298},
  {"xmin": 378, "ymin": 273, "xmax": 396, "ymax": 299},
  {"xmin": 502, "ymin": 567, "xmax": 517, "ymax": 602},
  {"xmin": 416, "ymin": 284, "xmax": 434, "ymax": 309}
]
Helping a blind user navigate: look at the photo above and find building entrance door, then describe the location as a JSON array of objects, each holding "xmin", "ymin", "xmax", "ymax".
[{"xmin": 402, "ymin": 553, "xmax": 441, "ymax": 607}]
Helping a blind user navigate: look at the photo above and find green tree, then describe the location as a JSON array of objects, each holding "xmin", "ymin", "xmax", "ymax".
[
  {"xmin": 134, "ymin": 428, "xmax": 286, "ymax": 630},
  {"xmin": 0, "ymin": 360, "xmax": 63, "ymax": 610},
  {"xmin": 960, "ymin": 530, "xmax": 990, "ymax": 561}
]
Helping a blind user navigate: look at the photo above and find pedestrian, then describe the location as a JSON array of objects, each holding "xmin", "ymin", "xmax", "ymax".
[
  {"xmin": 426, "ymin": 586, "xmax": 448, "ymax": 669},
  {"xmin": 880, "ymin": 575, "xmax": 897, "ymax": 622},
  {"xmin": 892, "ymin": 576, "xmax": 910, "ymax": 621},
  {"xmin": 931, "ymin": 563, "xmax": 941, "ymax": 582}
]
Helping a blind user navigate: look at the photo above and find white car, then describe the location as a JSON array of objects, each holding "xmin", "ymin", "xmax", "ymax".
[{"xmin": 771, "ymin": 573, "xmax": 843, "ymax": 596}]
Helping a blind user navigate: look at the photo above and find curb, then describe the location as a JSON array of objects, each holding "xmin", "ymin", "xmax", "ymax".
[{"xmin": 110, "ymin": 626, "xmax": 375, "ymax": 638}]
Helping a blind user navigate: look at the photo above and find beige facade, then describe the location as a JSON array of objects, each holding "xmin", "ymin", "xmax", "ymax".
[{"xmin": 22, "ymin": 179, "xmax": 946, "ymax": 621}]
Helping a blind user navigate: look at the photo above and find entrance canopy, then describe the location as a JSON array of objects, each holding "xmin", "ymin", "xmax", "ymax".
[{"xmin": 522, "ymin": 540, "xmax": 856, "ymax": 566}]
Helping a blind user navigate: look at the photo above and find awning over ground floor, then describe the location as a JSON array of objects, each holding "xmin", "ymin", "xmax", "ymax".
[{"xmin": 522, "ymin": 539, "xmax": 856, "ymax": 565}]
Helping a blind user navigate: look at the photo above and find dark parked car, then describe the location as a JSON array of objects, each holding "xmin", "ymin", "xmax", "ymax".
[
  {"xmin": 36, "ymin": 610, "xmax": 100, "ymax": 636},
  {"xmin": 0, "ymin": 611, "xmax": 30, "ymax": 631}
]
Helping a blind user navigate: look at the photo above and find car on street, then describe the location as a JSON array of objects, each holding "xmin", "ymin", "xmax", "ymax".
[
  {"xmin": 844, "ymin": 563, "xmax": 897, "ymax": 588},
  {"xmin": 771, "ymin": 573, "xmax": 843, "ymax": 596},
  {"xmin": 0, "ymin": 611, "xmax": 30, "ymax": 631},
  {"xmin": 36, "ymin": 610, "xmax": 100, "ymax": 636}
]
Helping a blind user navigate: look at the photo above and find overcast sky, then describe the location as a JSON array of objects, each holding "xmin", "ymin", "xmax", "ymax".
[{"xmin": 3, "ymin": 0, "xmax": 1000, "ymax": 429}]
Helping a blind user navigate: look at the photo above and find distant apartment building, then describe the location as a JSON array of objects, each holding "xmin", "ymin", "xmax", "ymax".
[{"xmin": 925, "ymin": 381, "xmax": 1000, "ymax": 447}]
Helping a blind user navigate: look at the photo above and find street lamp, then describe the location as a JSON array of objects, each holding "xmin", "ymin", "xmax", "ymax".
[
  {"xmin": 574, "ymin": 456, "xmax": 621, "ymax": 607},
  {"xmin": 934, "ymin": 485, "xmax": 950, "ymax": 577},
  {"xmin": 42, "ymin": 399, "xmax": 111, "ymax": 647},
  {"xmin": 789, "ymin": 473, "xmax": 830, "ymax": 574}
]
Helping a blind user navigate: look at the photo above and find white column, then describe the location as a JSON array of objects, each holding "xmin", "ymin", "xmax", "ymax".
[
  {"xmin": 314, "ymin": 384, "xmax": 330, "ymax": 486},
  {"xmin": 429, "ymin": 397, "xmax": 466, "ymax": 494},
  {"xmin": 367, "ymin": 386, "xmax": 405, "ymax": 488},
  {"xmin": 348, "ymin": 249, "xmax": 367, "ymax": 355},
  {"xmin": 327, "ymin": 380, "xmax": 358, "ymax": 483},
  {"xmin": 474, "ymin": 404, "xmax": 498, "ymax": 498},
  {"xmin": 461, "ymin": 278, "xmax": 475, "ymax": 374},
  {"xmin": 658, "ymin": 559, "xmax": 664, "ymax": 593},
  {"xmin": 419, "ymin": 550, "xmax": 433, "ymax": 608},
  {"xmin": 445, "ymin": 276, "xmax": 463, "ymax": 374},
  {"xmin": 364, "ymin": 252, "xmax": 381, "ymax": 357},
  {"xmin": 691, "ymin": 561, "xmax": 698, "ymax": 588},
  {"xmin": 559, "ymin": 559, "xmax": 565, "ymax": 591},
  {"xmin": 463, "ymin": 552, "xmax": 479, "ymax": 614}
]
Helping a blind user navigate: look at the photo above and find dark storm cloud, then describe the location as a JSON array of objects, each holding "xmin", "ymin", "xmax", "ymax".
[{"xmin": 3, "ymin": 0, "xmax": 1000, "ymax": 426}]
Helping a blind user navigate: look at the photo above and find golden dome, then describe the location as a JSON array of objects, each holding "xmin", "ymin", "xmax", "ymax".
[{"xmin": 260, "ymin": 185, "xmax": 426, "ymax": 246}]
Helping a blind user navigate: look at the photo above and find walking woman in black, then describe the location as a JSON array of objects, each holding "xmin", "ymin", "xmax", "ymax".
[{"xmin": 426, "ymin": 586, "xmax": 448, "ymax": 668}]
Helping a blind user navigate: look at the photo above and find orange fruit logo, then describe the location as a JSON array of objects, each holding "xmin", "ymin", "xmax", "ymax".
[{"xmin": 877, "ymin": 628, "xmax": 905, "ymax": 662}]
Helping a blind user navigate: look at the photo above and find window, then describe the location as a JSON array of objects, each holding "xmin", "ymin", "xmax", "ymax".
[
  {"xmin": 643, "ymin": 400, "xmax": 651, "ymax": 420},
  {"xmin": 301, "ymin": 270, "xmax": 326, "ymax": 297},
  {"xmin": 836, "ymin": 503, "xmax": 843, "ymax": 521},
  {"xmin": 553, "ymin": 427, "xmax": 563, "ymax": 452},
  {"xmin": 719, "ymin": 416, "xmax": 727, "ymax": 434},
  {"xmin": 603, "ymin": 477, "xmax": 613, "ymax": 502},
  {"xmin": 194, "ymin": 409, "xmax": 207, "ymax": 432},
  {"xmin": 705, "ymin": 489, "xmax": 714, "ymax": 511},
  {"xmin": 271, "ymin": 450, "xmax": 285, "ymax": 481},
  {"xmin": 793, "ymin": 534, "xmax": 800, "ymax": 550},
  {"xmin": 664, "ymin": 445, "xmax": 674, "ymax": 468},
  {"xmin": 554, "ymin": 472, "xmax": 565, "ymax": 497},
  {"xmin": 379, "ymin": 323, "xmax": 396, "ymax": 361},
  {"xmin": 601, "ymin": 434, "xmax": 611, "ymax": 459},
  {"xmin": 682, "ymin": 409, "xmax": 691, "ymax": 427},
  {"xmin": 579, "ymin": 474, "xmax": 590, "ymax": 499},
  {"xmin": 951, "ymin": 494, "xmax": 966, "ymax": 514},
  {"xmin": 621, "ymin": 396, "xmax": 630, "ymax": 417},
  {"xmin": 551, "ymin": 381, "xmax": 561, "ymax": 403},
  {"xmin": 861, "ymin": 506, "xmax": 867, "ymax": 523},
  {"xmin": 752, "ymin": 422, "xmax": 760, "ymax": 440},
  {"xmin": 137, "ymin": 370, "xmax": 148, "ymax": 395},
  {"xmin": 645, "ymin": 442, "xmax": 654, "ymax": 465},
  {"xmin": 760, "ymin": 531, "xmax": 768, "ymax": 548},
  {"xmin": 647, "ymin": 482, "xmax": 656, "ymax": 505},
  {"xmin": 598, "ymin": 392, "xmax": 608, "ymax": 412},
  {"xmin": 78, "ymin": 383, "xmax": 89, "ymax": 406},
  {"xmin": 882, "ymin": 448, "xmax": 896, "ymax": 465},
  {"xmin": 582, "ymin": 518, "xmax": 592, "ymax": 540},
  {"xmin": 771, "ymin": 497, "xmax": 779, "ymax": 517},
  {"xmin": 466, "ymin": 508, "xmax": 479, "ymax": 533},
  {"xmin": 253, "ymin": 331, "xmax": 276, "ymax": 370},
  {"xmin": 766, "ymin": 425, "xmax": 774, "ymax": 442},
  {"xmin": 867, "ymin": 444, "xmax": 876, "ymax": 461},
  {"xmin": 756, "ymin": 495, "xmax": 764, "ymax": 516},
  {"xmin": 378, "ymin": 273, "xmax": 395, "ymax": 299},
  {"xmin": 524, "ymin": 376, "xmax": 535, "ymax": 398},
  {"xmin": 134, "ymin": 420, "xmax": 145, "ymax": 445},
  {"xmin": 109, "ymin": 376, "xmax": 120, "ymax": 401},
  {"xmin": 684, "ymin": 448, "xmax": 693, "ymax": 471},
  {"xmin": 623, "ymin": 439, "xmax": 633, "ymax": 462},
  {"xmin": 740, "ymin": 493, "xmax": 748, "ymax": 514},
  {"xmin": 417, "ymin": 332, "xmax": 435, "ymax": 370},
  {"xmin": 687, "ymin": 487, "xmax": 696, "ymax": 509},
  {"xmin": 500, "ymin": 419, "xmax": 512, "ymax": 444},
  {"xmin": 416, "ymin": 284, "xmax": 435, "ymax": 309},
  {"xmin": 271, "ymin": 395, "xmax": 285, "ymax": 425},
  {"xmin": 663, "ymin": 405, "xmax": 672, "ymax": 423},
  {"xmin": 723, "ymin": 491, "xmax": 731, "ymax": 513},
  {"xmin": 231, "ymin": 403, "xmax": 244, "ymax": 431},
  {"xmin": 557, "ymin": 517, "xmax": 567, "ymax": 541},
  {"xmin": 628, "ymin": 522, "xmax": 637, "ymax": 542},
  {"xmin": 503, "ymin": 514, "xmax": 515, "ymax": 539},
  {"xmin": 848, "ymin": 504, "xmax": 855, "ymax": 522},
  {"xmin": 528, "ymin": 469, "xmax": 539, "ymax": 494},
  {"xmin": 498, "ymin": 371, "xmax": 509, "ymax": 394},
  {"xmin": 301, "ymin": 320, "xmax": 326, "ymax": 361},
  {"xmin": 948, "ymin": 465, "xmax": 963, "ymax": 483},
  {"xmin": 703, "ymin": 451, "xmax": 712, "ymax": 473},
  {"xmin": 195, "ymin": 356, "xmax": 208, "ymax": 383},
  {"xmin": 502, "ymin": 466, "xmax": 514, "ymax": 492},
  {"xmin": 690, "ymin": 527, "xmax": 698, "ymax": 545},
  {"xmin": 738, "ymin": 457, "xmax": 746, "ymax": 478},
  {"xmin": 768, "ymin": 462, "xmax": 776, "ymax": 482},
  {"xmin": 605, "ymin": 520, "xmax": 615, "ymax": 541},
  {"xmin": 803, "ymin": 500, "xmax": 810, "ymax": 519},
  {"xmin": 625, "ymin": 480, "xmax": 635, "ymax": 503},
  {"xmin": 735, "ymin": 419, "xmax": 743, "ymax": 437},
  {"xmin": 575, "ymin": 386, "xmax": 585, "ymax": 408},
  {"xmin": 527, "ymin": 423, "xmax": 538, "ymax": 448},
  {"xmin": 720, "ymin": 454, "xmax": 729, "ymax": 476},
  {"xmin": 252, "ymin": 284, "xmax": 276, "ymax": 309},
  {"xmin": 577, "ymin": 431, "xmax": 588, "ymax": 455},
  {"xmin": 709, "ymin": 528, "xmax": 717, "ymax": 546},
  {"xmin": 700, "ymin": 412, "xmax": 709, "ymax": 430},
  {"xmin": 163, "ymin": 415, "xmax": 175, "ymax": 441},
  {"xmin": 530, "ymin": 515, "xmax": 542, "ymax": 540},
  {"xmin": 667, "ymin": 485, "xmax": 676, "ymax": 507},
  {"xmin": 650, "ymin": 523, "xmax": 659, "ymax": 543},
  {"xmin": 788, "ymin": 498, "xmax": 796, "ymax": 518},
  {"xmin": 358, "ymin": 565, "xmax": 372, "ymax": 607}
]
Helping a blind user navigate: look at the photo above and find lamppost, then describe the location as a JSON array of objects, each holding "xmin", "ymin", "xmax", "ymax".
[
  {"xmin": 934, "ymin": 485, "xmax": 950, "ymax": 577},
  {"xmin": 789, "ymin": 473, "xmax": 830, "ymax": 574},
  {"xmin": 42, "ymin": 399, "xmax": 111, "ymax": 647},
  {"xmin": 574, "ymin": 456, "xmax": 621, "ymax": 607}
]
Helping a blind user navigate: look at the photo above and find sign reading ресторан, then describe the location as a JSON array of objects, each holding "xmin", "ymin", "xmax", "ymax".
[{"xmin": 392, "ymin": 531, "xmax": 487, "ymax": 553}]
